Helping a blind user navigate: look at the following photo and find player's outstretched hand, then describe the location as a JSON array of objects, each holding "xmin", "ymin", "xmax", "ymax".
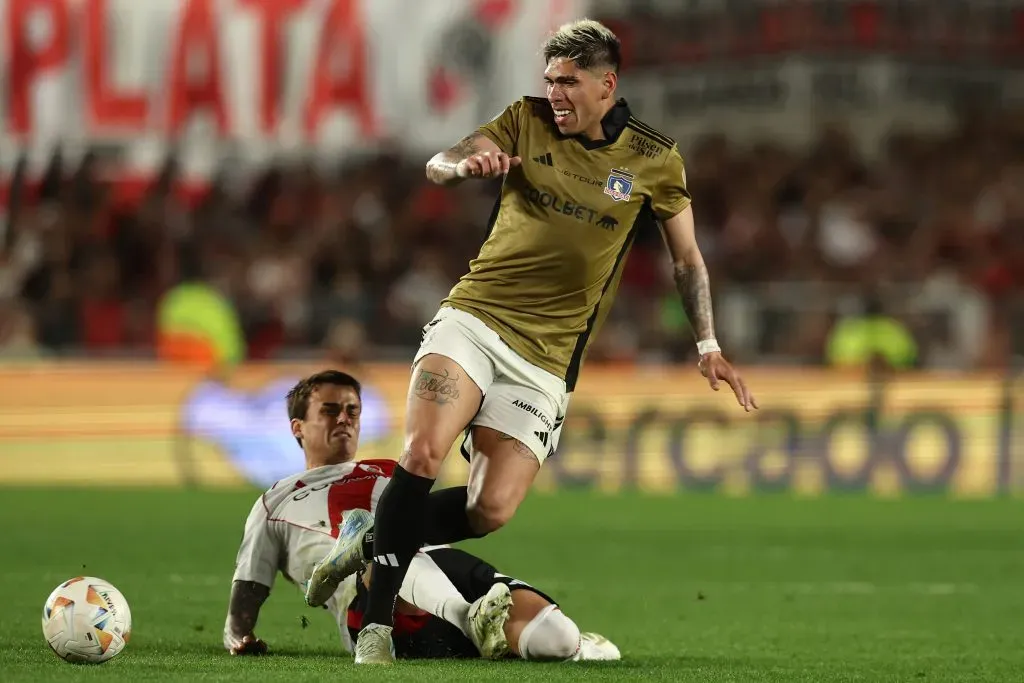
[
  {"xmin": 699, "ymin": 352, "xmax": 758, "ymax": 412},
  {"xmin": 457, "ymin": 151, "xmax": 521, "ymax": 179},
  {"xmin": 230, "ymin": 634, "xmax": 268, "ymax": 656}
]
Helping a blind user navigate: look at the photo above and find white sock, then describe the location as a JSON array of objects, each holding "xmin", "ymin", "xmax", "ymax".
[
  {"xmin": 398, "ymin": 551, "xmax": 472, "ymax": 637},
  {"xmin": 517, "ymin": 604, "xmax": 581, "ymax": 661}
]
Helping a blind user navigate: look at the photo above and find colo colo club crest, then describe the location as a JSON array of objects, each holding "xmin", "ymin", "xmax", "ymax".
[{"xmin": 604, "ymin": 168, "xmax": 634, "ymax": 202}]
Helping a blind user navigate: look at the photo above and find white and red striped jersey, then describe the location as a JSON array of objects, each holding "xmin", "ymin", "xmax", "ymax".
[
  {"xmin": 233, "ymin": 458, "xmax": 396, "ymax": 590},
  {"xmin": 230, "ymin": 458, "xmax": 396, "ymax": 651}
]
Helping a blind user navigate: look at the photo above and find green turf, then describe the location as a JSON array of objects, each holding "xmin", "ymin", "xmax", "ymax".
[{"xmin": 3, "ymin": 489, "xmax": 1024, "ymax": 682}]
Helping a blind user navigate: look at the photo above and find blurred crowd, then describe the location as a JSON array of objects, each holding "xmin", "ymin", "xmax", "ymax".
[
  {"xmin": 0, "ymin": 109, "xmax": 1019, "ymax": 370},
  {"xmin": 593, "ymin": 0, "xmax": 1024, "ymax": 65},
  {"xmin": 1, "ymin": 107, "xmax": 1021, "ymax": 371},
  {"xmin": 677, "ymin": 112, "xmax": 1024, "ymax": 369}
]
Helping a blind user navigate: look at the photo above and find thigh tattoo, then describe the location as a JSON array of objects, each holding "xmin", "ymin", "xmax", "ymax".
[
  {"xmin": 496, "ymin": 432, "xmax": 534, "ymax": 458},
  {"xmin": 414, "ymin": 369, "xmax": 462, "ymax": 406}
]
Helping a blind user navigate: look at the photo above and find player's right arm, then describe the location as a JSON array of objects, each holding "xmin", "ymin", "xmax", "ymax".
[
  {"xmin": 425, "ymin": 100, "xmax": 524, "ymax": 185},
  {"xmin": 425, "ymin": 132, "xmax": 521, "ymax": 185},
  {"xmin": 223, "ymin": 495, "xmax": 281, "ymax": 655}
]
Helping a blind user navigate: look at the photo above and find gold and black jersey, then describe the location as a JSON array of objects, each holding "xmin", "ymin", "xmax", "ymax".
[{"xmin": 442, "ymin": 97, "xmax": 691, "ymax": 391}]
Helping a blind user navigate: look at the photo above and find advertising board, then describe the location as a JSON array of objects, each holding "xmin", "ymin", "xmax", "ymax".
[{"xmin": 0, "ymin": 362, "xmax": 1018, "ymax": 497}]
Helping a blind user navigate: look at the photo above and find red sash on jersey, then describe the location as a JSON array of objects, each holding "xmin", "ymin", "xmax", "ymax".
[{"xmin": 325, "ymin": 459, "xmax": 398, "ymax": 537}]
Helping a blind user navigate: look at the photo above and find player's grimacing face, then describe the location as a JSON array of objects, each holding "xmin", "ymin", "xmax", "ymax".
[
  {"xmin": 298, "ymin": 384, "xmax": 361, "ymax": 462},
  {"xmin": 544, "ymin": 57, "xmax": 612, "ymax": 137}
]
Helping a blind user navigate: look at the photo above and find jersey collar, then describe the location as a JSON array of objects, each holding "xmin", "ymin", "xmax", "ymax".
[{"xmin": 575, "ymin": 98, "xmax": 631, "ymax": 150}]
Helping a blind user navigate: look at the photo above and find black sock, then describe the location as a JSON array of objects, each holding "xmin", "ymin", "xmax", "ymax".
[
  {"xmin": 362, "ymin": 465, "xmax": 434, "ymax": 628},
  {"xmin": 424, "ymin": 487, "xmax": 487, "ymax": 544},
  {"xmin": 360, "ymin": 530, "xmax": 374, "ymax": 562},
  {"xmin": 361, "ymin": 487, "xmax": 487, "ymax": 559}
]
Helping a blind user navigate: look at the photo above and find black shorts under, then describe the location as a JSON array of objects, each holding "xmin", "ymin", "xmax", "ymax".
[{"xmin": 347, "ymin": 547, "xmax": 556, "ymax": 659}]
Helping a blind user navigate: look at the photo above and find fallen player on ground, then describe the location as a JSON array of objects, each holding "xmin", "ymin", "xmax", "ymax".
[{"xmin": 223, "ymin": 370, "xmax": 619, "ymax": 662}]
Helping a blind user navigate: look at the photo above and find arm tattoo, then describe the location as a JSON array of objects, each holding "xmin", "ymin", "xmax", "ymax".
[
  {"xmin": 225, "ymin": 580, "xmax": 270, "ymax": 647},
  {"xmin": 673, "ymin": 262, "xmax": 716, "ymax": 342},
  {"xmin": 414, "ymin": 368, "xmax": 462, "ymax": 406},
  {"xmin": 496, "ymin": 432, "xmax": 535, "ymax": 459},
  {"xmin": 450, "ymin": 133, "xmax": 481, "ymax": 156},
  {"xmin": 425, "ymin": 133, "xmax": 483, "ymax": 185}
]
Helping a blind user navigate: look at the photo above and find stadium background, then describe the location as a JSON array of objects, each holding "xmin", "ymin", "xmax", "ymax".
[
  {"xmin": 1, "ymin": 0, "xmax": 1021, "ymax": 495},
  {"xmin": 2, "ymin": 1, "xmax": 1024, "ymax": 680}
]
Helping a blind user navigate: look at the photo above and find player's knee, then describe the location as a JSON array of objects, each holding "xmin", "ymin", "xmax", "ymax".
[
  {"xmin": 400, "ymin": 437, "xmax": 448, "ymax": 477},
  {"xmin": 467, "ymin": 473, "xmax": 529, "ymax": 534},
  {"xmin": 466, "ymin": 496, "xmax": 516, "ymax": 535},
  {"xmin": 518, "ymin": 605, "xmax": 581, "ymax": 661}
]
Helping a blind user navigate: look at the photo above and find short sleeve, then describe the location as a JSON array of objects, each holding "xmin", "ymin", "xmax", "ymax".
[
  {"xmin": 231, "ymin": 495, "xmax": 280, "ymax": 588},
  {"xmin": 477, "ymin": 100, "xmax": 524, "ymax": 156},
  {"xmin": 652, "ymin": 146, "xmax": 692, "ymax": 221}
]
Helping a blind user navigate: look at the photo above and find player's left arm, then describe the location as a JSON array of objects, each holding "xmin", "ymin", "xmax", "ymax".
[
  {"xmin": 661, "ymin": 206, "xmax": 716, "ymax": 346},
  {"xmin": 656, "ymin": 152, "xmax": 757, "ymax": 411},
  {"xmin": 224, "ymin": 580, "xmax": 270, "ymax": 655}
]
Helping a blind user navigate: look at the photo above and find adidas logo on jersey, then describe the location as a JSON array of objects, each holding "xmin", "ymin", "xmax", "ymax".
[
  {"xmin": 534, "ymin": 430, "xmax": 549, "ymax": 447},
  {"xmin": 532, "ymin": 152, "xmax": 554, "ymax": 166}
]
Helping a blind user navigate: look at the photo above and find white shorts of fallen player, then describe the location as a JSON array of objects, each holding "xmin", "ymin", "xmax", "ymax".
[{"xmin": 413, "ymin": 306, "xmax": 570, "ymax": 464}]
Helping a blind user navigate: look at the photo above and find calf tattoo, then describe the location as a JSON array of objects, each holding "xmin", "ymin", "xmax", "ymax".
[{"xmin": 414, "ymin": 369, "xmax": 462, "ymax": 406}]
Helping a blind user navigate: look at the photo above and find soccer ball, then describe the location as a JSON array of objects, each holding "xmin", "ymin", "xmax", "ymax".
[{"xmin": 41, "ymin": 576, "xmax": 132, "ymax": 664}]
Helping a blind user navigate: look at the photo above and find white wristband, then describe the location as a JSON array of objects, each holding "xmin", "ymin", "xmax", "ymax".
[{"xmin": 697, "ymin": 338, "xmax": 721, "ymax": 356}]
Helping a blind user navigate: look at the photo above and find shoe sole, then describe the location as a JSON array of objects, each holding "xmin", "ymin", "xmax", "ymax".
[
  {"xmin": 305, "ymin": 508, "xmax": 373, "ymax": 607},
  {"xmin": 470, "ymin": 583, "xmax": 512, "ymax": 659}
]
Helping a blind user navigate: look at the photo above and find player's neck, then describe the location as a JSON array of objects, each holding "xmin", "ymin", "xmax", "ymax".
[
  {"xmin": 305, "ymin": 454, "xmax": 355, "ymax": 470},
  {"xmin": 580, "ymin": 100, "xmax": 618, "ymax": 142},
  {"xmin": 581, "ymin": 123, "xmax": 605, "ymax": 141}
]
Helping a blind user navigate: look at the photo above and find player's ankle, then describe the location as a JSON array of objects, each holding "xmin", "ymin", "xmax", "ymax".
[{"xmin": 446, "ymin": 603, "xmax": 472, "ymax": 634}]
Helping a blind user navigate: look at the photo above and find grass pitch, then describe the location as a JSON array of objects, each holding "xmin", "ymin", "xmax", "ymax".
[{"xmin": 2, "ymin": 489, "xmax": 1023, "ymax": 682}]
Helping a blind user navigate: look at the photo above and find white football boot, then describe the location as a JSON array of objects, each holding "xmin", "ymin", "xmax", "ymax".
[
  {"xmin": 305, "ymin": 508, "xmax": 374, "ymax": 607},
  {"xmin": 353, "ymin": 623, "xmax": 396, "ymax": 665},
  {"xmin": 573, "ymin": 632, "xmax": 621, "ymax": 661},
  {"xmin": 467, "ymin": 582, "xmax": 513, "ymax": 659}
]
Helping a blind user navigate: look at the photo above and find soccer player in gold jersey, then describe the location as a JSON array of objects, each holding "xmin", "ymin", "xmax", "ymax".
[{"xmin": 304, "ymin": 19, "xmax": 758, "ymax": 664}]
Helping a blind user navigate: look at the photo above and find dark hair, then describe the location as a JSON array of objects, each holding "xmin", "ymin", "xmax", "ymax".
[
  {"xmin": 286, "ymin": 370, "xmax": 362, "ymax": 446},
  {"xmin": 542, "ymin": 19, "xmax": 621, "ymax": 72}
]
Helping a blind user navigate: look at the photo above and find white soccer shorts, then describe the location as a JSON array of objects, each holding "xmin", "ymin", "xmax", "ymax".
[{"xmin": 413, "ymin": 306, "xmax": 570, "ymax": 463}]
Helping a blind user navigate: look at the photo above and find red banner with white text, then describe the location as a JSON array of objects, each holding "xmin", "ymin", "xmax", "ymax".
[{"xmin": 0, "ymin": 0, "xmax": 582, "ymax": 182}]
